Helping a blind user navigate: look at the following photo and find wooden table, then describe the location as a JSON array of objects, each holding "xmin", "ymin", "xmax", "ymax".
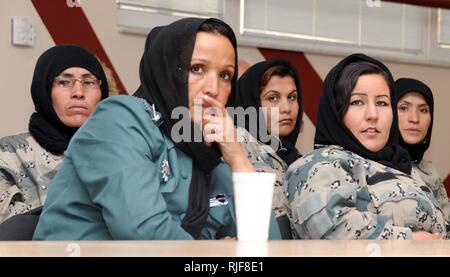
[{"xmin": 0, "ymin": 240, "xmax": 449, "ymax": 257}]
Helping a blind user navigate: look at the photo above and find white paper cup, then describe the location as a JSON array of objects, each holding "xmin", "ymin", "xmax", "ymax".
[{"xmin": 232, "ymin": 172, "xmax": 275, "ymax": 241}]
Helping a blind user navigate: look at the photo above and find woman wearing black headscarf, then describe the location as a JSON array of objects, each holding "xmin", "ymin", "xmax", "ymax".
[
  {"xmin": 234, "ymin": 60, "xmax": 302, "ymax": 165},
  {"xmin": 33, "ymin": 18, "xmax": 265, "ymax": 240},
  {"xmin": 0, "ymin": 45, "xmax": 108, "ymax": 224},
  {"xmin": 230, "ymin": 60, "xmax": 302, "ymax": 238},
  {"xmin": 285, "ymin": 53, "xmax": 447, "ymax": 240},
  {"xmin": 395, "ymin": 78, "xmax": 450, "ymax": 223}
]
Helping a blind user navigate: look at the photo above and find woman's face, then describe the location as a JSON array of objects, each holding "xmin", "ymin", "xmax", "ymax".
[
  {"xmin": 188, "ymin": 32, "xmax": 235, "ymax": 124},
  {"xmin": 260, "ymin": 75, "xmax": 299, "ymax": 137},
  {"xmin": 397, "ymin": 92, "xmax": 431, "ymax": 145},
  {"xmin": 343, "ymin": 74, "xmax": 392, "ymax": 152},
  {"xmin": 51, "ymin": 67, "xmax": 102, "ymax": 127}
]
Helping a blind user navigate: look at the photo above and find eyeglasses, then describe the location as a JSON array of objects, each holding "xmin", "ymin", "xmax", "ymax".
[{"xmin": 53, "ymin": 76, "xmax": 102, "ymax": 90}]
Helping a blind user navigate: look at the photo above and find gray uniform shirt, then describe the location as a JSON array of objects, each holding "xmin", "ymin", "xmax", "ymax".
[
  {"xmin": 0, "ymin": 132, "xmax": 63, "ymax": 223},
  {"xmin": 285, "ymin": 145, "xmax": 447, "ymax": 240}
]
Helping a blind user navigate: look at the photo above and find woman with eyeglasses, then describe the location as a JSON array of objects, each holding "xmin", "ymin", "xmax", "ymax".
[{"xmin": 0, "ymin": 45, "xmax": 109, "ymax": 225}]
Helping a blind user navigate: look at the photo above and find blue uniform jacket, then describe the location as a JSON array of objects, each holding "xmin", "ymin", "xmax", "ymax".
[{"xmin": 34, "ymin": 96, "xmax": 281, "ymax": 240}]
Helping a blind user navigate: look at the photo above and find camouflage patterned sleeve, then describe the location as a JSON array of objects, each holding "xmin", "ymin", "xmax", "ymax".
[
  {"xmin": 414, "ymin": 161, "xmax": 450, "ymax": 236},
  {"xmin": 0, "ymin": 162, "xmax": 27, "ymax": 223},
  {"xmin": 422, "ymin": 162, "xmax": 449, "ymax": 220},
  {"xmin": 236, "ymin": 127, "xmax": 288, "ymax": 217},
  {"xmin": 287, "ymin": 158, "xmax": 413, "ymax": 240},
  {"xmin": 432, "ymin": 178, "xmax": 450, "ymax": 227},
  {"xmin": 0, "ymin": 133, "xmax": 60, "ymax": 224}
]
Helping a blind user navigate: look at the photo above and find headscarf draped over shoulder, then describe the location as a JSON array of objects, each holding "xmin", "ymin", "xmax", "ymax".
[
  {"xmin": 233, "ymin": 59, "xmax": 303, "ymax": 165},
  {"xmin": 394, "ymin": 78, "xmax": 434, "ymax": 163},
  {"xmin": 133, "ymin": 18, "xmax": 238, "ymax": 238},
  {"xmin": 29, "ymin": 44, "xmax": 109, "ymax": 155},
  {"xmin": 314, "ymin": 53, "xmax": 411, "ymax": 174}
]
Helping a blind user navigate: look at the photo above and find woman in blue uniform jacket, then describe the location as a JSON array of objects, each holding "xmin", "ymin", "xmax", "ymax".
[{"xmin": 33, "ymin": 18, "xmax": 280, "ymax": 240}]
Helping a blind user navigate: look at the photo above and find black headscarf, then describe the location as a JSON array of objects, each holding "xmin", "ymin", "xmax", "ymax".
[
  {"xmin": 394, "ymin": 78, "xmax": 434, "ymax": 163},
  {"xmin": 314, "ymin": 53, "xmax": 412, "ymax": 174},
  {"xmin": 232, "ymin": 60, "xmax": 302, "ymax": 165},
  {"xmin": 133, "ymin": 18, "xmax": 238, "ymax": 239},
  {"xmin": 29, "ymin": 44, "xmax": 109, "ymax": 155}
]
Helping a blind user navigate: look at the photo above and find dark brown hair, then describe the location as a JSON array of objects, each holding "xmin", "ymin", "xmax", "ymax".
[
  {"xmin": 198, "ymin": 19, "xmax": 235, "ymax": 45},
  {"xmin": 260, "ymin": 65, "xmax": 297, "ymax": 92},
  {"xmin": 334, "ymin": 61, "xmax": 394, "ymax": 118}
]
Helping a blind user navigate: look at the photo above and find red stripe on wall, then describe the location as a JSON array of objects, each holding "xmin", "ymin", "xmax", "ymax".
[
  {"xmin": 31, "ymin": 0, "xmax": 127, "ymax": 94},
  {"xmin": 258, "ymin": 48, "xmax": 323, "ymax": 125},
  {"xmin": 385, "ymin": 0, "xmax": 450, "ymax": 9}
]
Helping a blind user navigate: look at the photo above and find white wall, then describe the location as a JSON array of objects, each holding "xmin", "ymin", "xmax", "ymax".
[
  {"xmin": 0, "ymin": 0, "xmax": 147, "ymax": 138},
  {"xmin": 0, "ymin": 1, "xmax": 448, "ymax": 179},
  {"xmin": 0, "ymin": 1, "xmax": 54, "ymax": 137},
  {"xmin": 81, "ymin": 0, "xmax": 145, "ymax": 94}
]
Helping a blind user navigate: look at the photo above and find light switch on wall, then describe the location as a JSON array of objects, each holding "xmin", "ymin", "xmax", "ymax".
[{"xmin": 11, "ymin": 17, "xmax": 35, "ymax": 47}]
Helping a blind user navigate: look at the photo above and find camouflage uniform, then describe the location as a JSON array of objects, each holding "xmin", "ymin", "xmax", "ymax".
[
  {"xmin": 412, "ymin": 160, "xmax": 450, "ymax": 225},
  {"xmin": 236, "ymin": 127, "xmax": 289, "ymax": 218},
  {"xmin": 285, "ymin": 145, "xmax": 447, "ymax": 240},
  {"xmin": 0, "ymin": 132, "xmax": 63, "ymax": 223}
]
